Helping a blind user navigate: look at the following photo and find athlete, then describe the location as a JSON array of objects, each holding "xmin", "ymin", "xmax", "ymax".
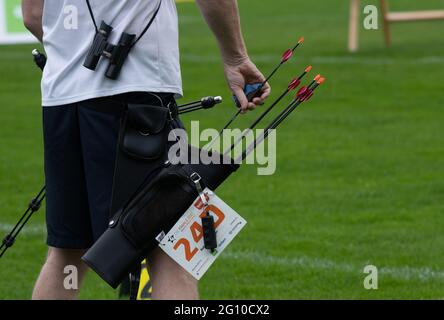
[{"xmin": 22, "ymin": 0, "xmax": 270, "ymax": 300}]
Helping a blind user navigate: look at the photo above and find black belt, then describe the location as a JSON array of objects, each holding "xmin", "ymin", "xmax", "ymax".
[{"xmin": 81, "ymin": 92, "xmax": 177, "ymax": 118}]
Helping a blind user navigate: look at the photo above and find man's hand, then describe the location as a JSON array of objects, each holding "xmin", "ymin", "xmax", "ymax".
[
  {"xmin": 196, "ymin": 0, "xmax": 271, "ymax": 112},
  {"xmin": 224, "ymin": 58, "xmax": 271, "ymax": 112}
]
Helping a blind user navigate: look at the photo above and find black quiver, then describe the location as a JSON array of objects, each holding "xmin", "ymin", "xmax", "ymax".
[
  {"xmin": 82, "ymin": 149, "xmax": 238, "ymax": 288},
  {"xmin": 82, "ymin": 102, "xmax": 239, "ymax": 288}
]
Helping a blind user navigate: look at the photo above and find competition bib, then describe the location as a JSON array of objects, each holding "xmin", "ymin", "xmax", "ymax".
[{"xmin": 158, "ymin": 189, "xmax": 247, "ymax": 280}]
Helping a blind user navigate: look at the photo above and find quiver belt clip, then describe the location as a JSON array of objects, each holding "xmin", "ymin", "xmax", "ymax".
[{"xmin": 190, "ymin": 173, "xmax": 217, "ymax": 252}]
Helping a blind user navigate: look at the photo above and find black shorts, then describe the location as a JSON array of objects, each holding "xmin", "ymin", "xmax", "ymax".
[{"xmin": 43, "ymin": 92, "xmax": 177, "ymax": 249}]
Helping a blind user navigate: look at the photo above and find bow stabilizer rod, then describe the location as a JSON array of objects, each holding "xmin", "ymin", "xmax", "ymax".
[{"xmin": 178, "ymin": 96, "xmax": 223, "ymax": 114}]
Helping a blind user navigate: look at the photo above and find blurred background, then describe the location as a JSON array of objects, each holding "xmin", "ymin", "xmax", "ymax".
[{"xmin": 0, "ymin": 0, "xmax": 443, "ymax": 299}]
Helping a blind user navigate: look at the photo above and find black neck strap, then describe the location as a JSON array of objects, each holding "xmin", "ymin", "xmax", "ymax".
[
  {"xmin": 85, "ymin": 0, "xmax": 163, "ymax": 48},
  {"xmin": 85, "ymin": 0, "xmax": 98, "ymax": 31}
]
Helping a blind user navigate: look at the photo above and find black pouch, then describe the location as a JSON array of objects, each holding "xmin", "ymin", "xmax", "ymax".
[
  {"xmin": 120, "ymin": 103, "xmax": 170, "ymax": 160},
  {"xmin": 121, "ymin": 166, "xmax": 198, "ymax": 249},
  {"xmin": 110, "ymin": 102, "xmax": 175, "ymax": 217}
]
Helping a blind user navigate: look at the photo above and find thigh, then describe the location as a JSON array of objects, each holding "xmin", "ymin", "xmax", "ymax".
[
  {"xmin": 43, "ymin": 105, "xmax": 93, "ymax": 249},
  {"xmin": 77, "ymin": 103, "xmax": 122, "ymax": 241},
  {"xmin": 77, "ymin": 92, "xmax": 180, "ymax": 242}
]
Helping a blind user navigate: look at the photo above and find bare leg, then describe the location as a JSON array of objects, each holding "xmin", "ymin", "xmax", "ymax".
[
  {"xmin": 148, "ymin": 248, "xmax": 199, "ymax": 300},
  {"xmin": 32, "ymin": 247, "xmax": 89, "ymax": 300}
]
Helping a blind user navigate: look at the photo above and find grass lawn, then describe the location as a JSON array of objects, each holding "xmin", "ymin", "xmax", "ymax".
[{"xmin": 0, "ymin": 0, "xmax": 443, "ymax": 299}]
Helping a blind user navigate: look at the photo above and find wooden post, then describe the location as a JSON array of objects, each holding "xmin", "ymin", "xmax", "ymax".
[
  {"xmin": 348, "ymin": 0, "xmax": 360, "ymax": 52},
  {"xmin": 380, "ymin": 0, "xmax": 391, "ymax": 47}
]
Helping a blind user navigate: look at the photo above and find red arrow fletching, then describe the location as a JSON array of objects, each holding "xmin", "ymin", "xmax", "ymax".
[
  {"xmin": 288, "ymin": 78, "xmax": 301, "ymax": 90},
  {"xmin": 296, "ymin": 86, "xmax": 315, "ymax": 101},
  {"xmin": 303, "ymin": 91, "xmax": 314, "ymax": 101},
  {"xmin": 299, "ymin": 88, "xmax": 313, "ymax": 102},
  {"xmin": 296, "ymin": 86, "xmax": 308, "ymax": 99},
  {"xmin": 281, "ymin": 49, "xmax": 293, "ymax": 63}
]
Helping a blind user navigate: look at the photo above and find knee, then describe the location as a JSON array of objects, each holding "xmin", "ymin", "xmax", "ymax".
[{"xmin": 45, "ymin": 247, "xmax": 89, "ymax": 275}]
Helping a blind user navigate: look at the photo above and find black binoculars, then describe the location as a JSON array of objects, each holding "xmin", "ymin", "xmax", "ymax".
[{"xmin": 83, "ymin": 21, "xmax": 136, "ymax": 80}]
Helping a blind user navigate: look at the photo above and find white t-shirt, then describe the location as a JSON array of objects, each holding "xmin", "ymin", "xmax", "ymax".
[{"xmin": 41, "ymin": 0, "xmax": 182, "ymax": 106}]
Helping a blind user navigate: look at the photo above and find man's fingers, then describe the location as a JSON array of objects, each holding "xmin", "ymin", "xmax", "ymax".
[
  {"xmin": 232, "ymin": 87, "xmax": 249, "ymax": 112},
  {"xmin": 252, "ymin": 97, "xmax": 264, "ymax": 106},
  {"xmin": 250, "ymin": 83, "xmax": 270, "ymax": 107},
  {"xmin": 260, "ymin": 82, "xmax": 271, "ymax": 101},
  {"xmin": 247, "ymin": 102, "xmax": 256, "ymax": 111},
  {"xmin": 232, "ymin": 82, "xmax": 270, "ymax": 113}
]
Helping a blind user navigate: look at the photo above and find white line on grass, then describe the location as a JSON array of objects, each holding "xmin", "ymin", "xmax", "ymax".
[
  {"xmin": 0, "ymin": 223, "xmax": 45, "ymax": 236},
  {"xmin": 2, "ymin": 223, "xmax": 443, "ymax": 283},
  {"xmin": 221, "ymin": 250, "xmax": 444, "ymax": 283}
]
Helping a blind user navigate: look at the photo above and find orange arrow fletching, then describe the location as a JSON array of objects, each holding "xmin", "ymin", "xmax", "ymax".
[
  {"xmin": 305, "ymin": 65, "xmax": 312, "ymax": 73},
  {"xmin": 298, "ymin": 37, "xmax": 305, "ymax": 44},
  {"xmin": 314, "ymin": 74, "xmax": 321, "ymax": 82},
  {"xmin": 317, "ymin": 77, "xmax": 326, "ymax": 85}
]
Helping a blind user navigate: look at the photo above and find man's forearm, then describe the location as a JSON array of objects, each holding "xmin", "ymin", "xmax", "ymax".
[
  {"xmin": 196, "ymin": 0, "xmax": 248, "ymax": 65},
  {"xmin": 22, "ymin": 0, "xmax": 44, "ymax": 42}
]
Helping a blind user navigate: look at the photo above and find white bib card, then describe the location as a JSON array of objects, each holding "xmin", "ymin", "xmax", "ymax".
[{"xmin": 158, "ymin": 189, "xmax": 247, "ymax": 280}]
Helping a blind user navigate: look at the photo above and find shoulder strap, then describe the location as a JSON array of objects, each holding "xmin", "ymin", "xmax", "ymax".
[
  {"xmin": 132, "ymin": 0, "xmax": 163, "ymax": 48},
  {"xmin": 85, "ymin": 0, "xmax": 163, "ymax": 48},
  {"xmin": 85, "ymin": 0, "xmax": 98, "ymax": 32}
]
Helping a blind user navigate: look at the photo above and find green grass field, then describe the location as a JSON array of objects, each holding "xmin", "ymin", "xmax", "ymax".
[{"xmin": 1, "ymin": 0, "xmax": 443, "ymax": 299}]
